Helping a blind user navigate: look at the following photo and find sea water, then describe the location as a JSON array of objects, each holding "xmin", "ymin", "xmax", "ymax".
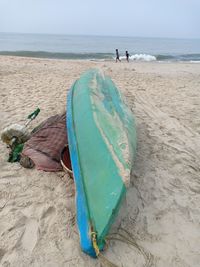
[{"xmin": 0, "ymin": 32, "xmax": 200, "ymax": 62}]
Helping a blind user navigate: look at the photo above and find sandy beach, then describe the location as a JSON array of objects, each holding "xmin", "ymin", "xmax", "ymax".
[{"xmin": 0, "ymin": 56, "xmax": 200, "ymax": 267}]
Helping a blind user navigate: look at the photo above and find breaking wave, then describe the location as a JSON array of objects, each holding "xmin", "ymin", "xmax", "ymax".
[{"xmin": 129, "ymin": 54, "xmax": 156, "ymax": 61}]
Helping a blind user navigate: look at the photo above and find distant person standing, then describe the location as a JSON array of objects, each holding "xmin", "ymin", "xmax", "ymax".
[
  {"xmin": 126, "ymin": 50, "xmax": 130, "ymax": 62},
  {"xmin": 115, "ymin": 49, "xmax": 121, "ymax": 62}
]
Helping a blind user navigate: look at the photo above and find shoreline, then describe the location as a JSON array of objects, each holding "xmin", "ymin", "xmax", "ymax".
[
  {"xmin": 1, "ymin": 52, "xmax": 200, "ymax": 63},
  {"xmin": 0, "ymin": 56, "xmax": 200, "ymax": 267},
  {"xmin": 1, "ymin": 54, "xmax": 200, "ymax": 68}
]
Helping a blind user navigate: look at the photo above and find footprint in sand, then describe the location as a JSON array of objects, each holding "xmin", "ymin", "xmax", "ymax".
[{"xmin": 21, "ymin": 219, "xmax": 39, "ymax": 252}]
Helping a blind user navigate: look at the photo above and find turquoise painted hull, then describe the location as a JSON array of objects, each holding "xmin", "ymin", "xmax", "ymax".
[{"xmin": 66, "ymin": 69, "xmax": 136, "ymax": 257}]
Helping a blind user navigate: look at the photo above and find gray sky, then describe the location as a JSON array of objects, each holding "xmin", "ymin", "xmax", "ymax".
[{"xmin": 0, "ymin": 0, "xmax": 199, "ymax": 38}]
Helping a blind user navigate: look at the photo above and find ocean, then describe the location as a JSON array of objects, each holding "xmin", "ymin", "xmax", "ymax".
[{"xmin": 0, "ymin": 32, "xmax": 200, "ymax": 62}]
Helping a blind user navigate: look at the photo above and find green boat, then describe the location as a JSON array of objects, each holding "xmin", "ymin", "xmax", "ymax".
[{"xmin": 66, "ymin": 69, "xmax": 136, "ymax": 257}]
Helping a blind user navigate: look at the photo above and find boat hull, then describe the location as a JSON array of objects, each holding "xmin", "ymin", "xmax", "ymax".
[{"xmin": 67, "ymin": 69, "xmax": 136, "ymax": 257}]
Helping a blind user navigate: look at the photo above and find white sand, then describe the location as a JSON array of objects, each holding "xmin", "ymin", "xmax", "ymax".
[{"xmin": 0, "ymin": 56, "xmax": 200, "ymax": 267}]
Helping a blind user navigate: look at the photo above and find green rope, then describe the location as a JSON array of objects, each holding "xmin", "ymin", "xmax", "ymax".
[
  {"xmin": 8, "ymin": 143, "xmax": 24, "ymax": 162},
  {"xmin": 27, "ymin": 108, "xmax": 40, "ymax": 120}
]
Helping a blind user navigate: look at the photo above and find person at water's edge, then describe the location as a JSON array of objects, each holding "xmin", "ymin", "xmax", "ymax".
[
  {"xmin": 115, "ymin": 49, "xmax": 121, "ymax": 62},
  {"xmin": 126, "ymin": 50, "xmax": 130, "ymax": 62}
]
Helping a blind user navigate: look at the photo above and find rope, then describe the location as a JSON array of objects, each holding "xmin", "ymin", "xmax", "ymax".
[
  {"xmin": 91, "ymin": 232, "xmax": 100, "ymax": 256},
  {"xmin": 92, "ymin": 227, "xmax": 153, "ymax": 267},
  {"xmin": 98, "ymin": 253, "xmax": 119, "ymax": 267},
  {"xmin": 91, "ymin": 231, "xmax": 118, "ymax": 267}
]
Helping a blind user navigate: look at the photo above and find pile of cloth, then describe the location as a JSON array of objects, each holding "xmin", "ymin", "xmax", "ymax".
[{"xmin": 20, "ymin": 113, "xmax": 67, "ymax": 171}]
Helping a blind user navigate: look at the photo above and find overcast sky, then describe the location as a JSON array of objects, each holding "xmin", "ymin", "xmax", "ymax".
[{"xmin": 0, "ymin": 0, "xmax": 199, "ymax": 38}]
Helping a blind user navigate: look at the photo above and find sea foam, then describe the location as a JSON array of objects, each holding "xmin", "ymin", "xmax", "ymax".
[{"xmin": 130, "ymin": 54, "xmax": 156, "ymax": 61}]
